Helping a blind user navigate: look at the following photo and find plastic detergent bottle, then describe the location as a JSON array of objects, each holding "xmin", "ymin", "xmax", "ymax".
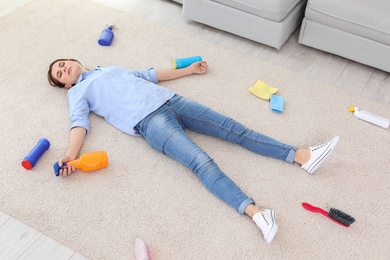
[
  {"xmin": 22, "ymin": 138, "xmax": 50, "ymax": 170},
  {"xmin": 54, "ymin": 151, "xmax": 108, "ymax": 176},
  {"xmin": 348, "ymin": 107, "xmax": 390, "ymax": 129},
  {"xmin": 173, "ymin": 56, "xmax": 202, "ymax": 69},
  {"xmin": 98, "ymin": 25, "xmax": 115, "ymax": 46}
]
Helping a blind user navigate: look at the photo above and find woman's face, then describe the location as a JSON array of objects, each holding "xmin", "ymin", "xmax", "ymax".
[{"xmin": 50, "ymin": 60, "xmax": 84, "ymax": 88}]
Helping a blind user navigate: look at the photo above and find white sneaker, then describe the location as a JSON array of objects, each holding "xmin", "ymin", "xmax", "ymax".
[
  {"xmin": 253, "ymin": 209, "xmax": 278, "ymax": 244},
  {"xmin": 134, "ymin": 238, "xmax": 150, "ymax": 260},
  {"xmin": 301, "ymin": 136, "xmax": 340, "ymax": 174}
]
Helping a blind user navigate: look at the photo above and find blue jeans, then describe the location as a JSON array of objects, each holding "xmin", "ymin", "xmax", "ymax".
[{"xmin": 135, "ymin": 95, "xmax": 297, "ymax": 214}]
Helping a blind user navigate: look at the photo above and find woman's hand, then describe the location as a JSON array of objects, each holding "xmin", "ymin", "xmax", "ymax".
[
  {"xmin": 57, "ymin": 154, "xmax": 76, "ymax": 176},
  {"xmin": 190, "ymin": 61, "xmax": 208, "ymax": 75},
  {"xmin": 57, "ymin": 127, "xmax": 86, "ymax": 176}
]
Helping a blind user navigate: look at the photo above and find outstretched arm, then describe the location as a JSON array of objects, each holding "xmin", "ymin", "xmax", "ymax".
[
  {"xmin": 57, "ymin": 126, "xmax": 87, "ymax": 176},
  {"xmin": 156, "ymin": 61, "xmax": 208, "ymax": 82}
]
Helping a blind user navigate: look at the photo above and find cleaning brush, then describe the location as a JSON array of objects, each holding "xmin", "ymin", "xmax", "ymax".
[{"xmin": 302, "ymin": 202, "xmax": 356, "ymax": 227}]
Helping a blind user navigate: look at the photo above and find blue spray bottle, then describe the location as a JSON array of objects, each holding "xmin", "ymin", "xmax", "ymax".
[{"xmin": 98, "ymin": 24, "xmax": 116, "ymax": 46}]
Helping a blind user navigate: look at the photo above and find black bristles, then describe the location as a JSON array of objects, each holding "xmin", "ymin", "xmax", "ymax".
[{"xmin": 328, "ymin": 208, "xmax": 356, "ymax": 226}]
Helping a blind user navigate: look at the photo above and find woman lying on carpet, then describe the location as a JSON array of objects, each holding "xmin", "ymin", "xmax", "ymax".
[{"xmin": 47, "ymin": 58, "xmax": 339, "ymax": 244}]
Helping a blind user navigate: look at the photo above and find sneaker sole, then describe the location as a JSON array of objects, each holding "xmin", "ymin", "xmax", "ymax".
[
  {"xmin": 307, "ymin": 136, "xmax": 339, "ymax": 174},
  {"xmin": 265, "ymin": 210, "xmax": 278, "ymax": 244}
]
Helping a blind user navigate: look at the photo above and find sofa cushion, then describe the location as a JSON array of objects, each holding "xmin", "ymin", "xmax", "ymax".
[
  {"xmin": 212, "ymin": 0, "xmax": 303, "ymax": 22},
  {"xmin": 306, "ymin": 0, "xmax": 390, "ymax": 45}
]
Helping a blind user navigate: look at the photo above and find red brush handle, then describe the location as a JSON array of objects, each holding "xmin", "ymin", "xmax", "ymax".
[
  {"xmin": 302, "ymin": 202, "xmax": 349, "ymax": 228},
  {"xmin": 302, "ymin": 202, "xmax": 328, "ymax": 215}
]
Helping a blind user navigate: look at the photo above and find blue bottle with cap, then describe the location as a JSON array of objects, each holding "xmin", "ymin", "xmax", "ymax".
[
  {"xmin": 98, "ymin": 25, "xmax": 115, "ymax": 46},
  {"xmin": 22, "ymin": 138, "xmax": 50, "ymax": 170}
]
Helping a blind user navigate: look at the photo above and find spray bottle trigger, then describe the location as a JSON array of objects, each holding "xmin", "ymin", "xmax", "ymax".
[{"xmin": 53, "ymin": 162, "xmax": 67, "ymax": 177}]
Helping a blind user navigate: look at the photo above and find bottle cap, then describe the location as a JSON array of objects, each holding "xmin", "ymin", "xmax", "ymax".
[
  {"xmin": 348, "ymin": 106, "xmax": 355, "ymax": 112},
  {"xmin": 22, "ymin": 160, "xmax": 33, "ymax": 170},
  {"xmin": 172, "ymin": 61, "xmax": 177, "ymax": 69}
]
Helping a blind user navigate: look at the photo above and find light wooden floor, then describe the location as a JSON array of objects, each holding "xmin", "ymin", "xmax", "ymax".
[
  {"xmin": 0, "ymin": 211, "xmax": 89, "ymax": 260},
  {"xmin": 1, "ymin": 0, "xmax": 389, "ymax": 259}
]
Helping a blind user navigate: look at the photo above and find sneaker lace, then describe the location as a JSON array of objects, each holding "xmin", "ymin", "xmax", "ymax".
[
  {"xmin": 312, "ymin": 142, "xmax": 328, "ymax": 151},
  {"xmin": 261, "ymin": 212, "xmax": 269, "ymax": 225}
]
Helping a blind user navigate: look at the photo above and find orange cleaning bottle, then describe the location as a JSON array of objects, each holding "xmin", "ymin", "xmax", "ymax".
[{"xmin": 54, "ymin": 151, "xmax": 108, "ymax": 176}]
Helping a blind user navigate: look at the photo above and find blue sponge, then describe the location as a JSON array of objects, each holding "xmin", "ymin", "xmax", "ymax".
[{"xmin": 270, "ymin": 94, "xmax": 284, "ymax": 113}]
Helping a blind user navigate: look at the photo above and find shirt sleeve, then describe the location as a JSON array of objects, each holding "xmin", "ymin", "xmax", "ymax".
[
  {"xmin": 68, "ymin": 90, "xmax": 90, "ymax": 133},
  {"xmin": 125, "ymin": 68, "xmax": 158, "ymax": 84}
]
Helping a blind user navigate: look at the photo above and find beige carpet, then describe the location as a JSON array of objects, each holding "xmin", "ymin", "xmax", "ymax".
[{"xmin": 1, "ymin": 0, "xmax": 389, "ymax": 259}]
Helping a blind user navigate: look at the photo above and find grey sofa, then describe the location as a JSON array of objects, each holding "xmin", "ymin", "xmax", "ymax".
[
  {"xmin": 182, "ymin": 0, "xmax": 307, "ymax": 49},
  {"xmin": 299, "ymin": 0, "xmax": 390, "ymax": 72}
]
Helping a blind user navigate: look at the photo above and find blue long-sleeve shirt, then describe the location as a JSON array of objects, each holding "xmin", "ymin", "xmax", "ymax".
[{"xmin": 67, "ymin": 66, "xmax": 175, "ymax": 136}]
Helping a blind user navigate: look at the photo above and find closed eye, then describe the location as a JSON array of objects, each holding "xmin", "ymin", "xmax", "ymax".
[{"xmin": 57, "ymin": 61, "xmax": 65, "ymax": 79}]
